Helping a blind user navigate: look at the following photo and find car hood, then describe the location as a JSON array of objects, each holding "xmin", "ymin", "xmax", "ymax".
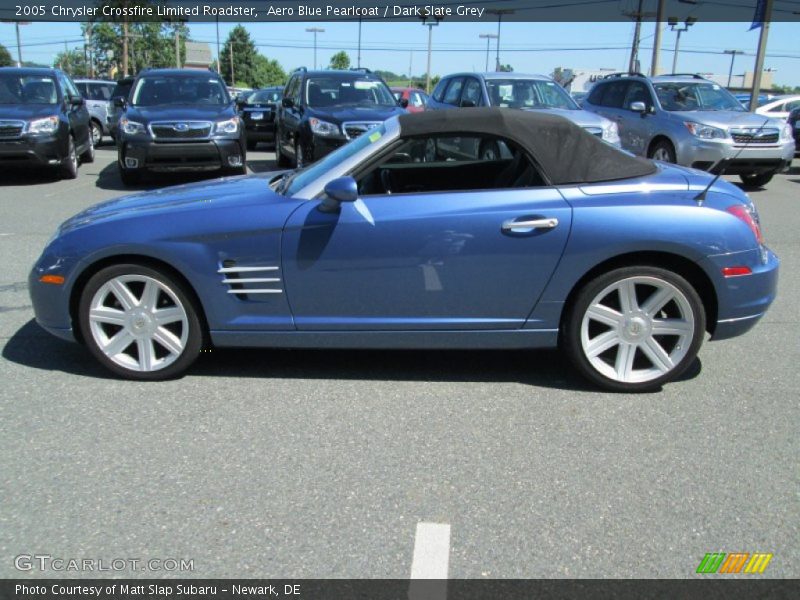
[
  {"xmin": 59, "ymin": 172, "xmax": 289, "ymax": 233},
  {"xmin": 310, "ymin": 105, "xmax": 406, "ymax": 123},
  {"xmin": 521, "ymin": 107, "xmax": 609, "ymax": 129},
  {"xmin": 0, "ymin": 104, "xmax": 61, "ymax": 120},
  {"xmin": 126, "ymin": 104, "xmax": 235, "ymax": 123},
  {"xmin": 668, "ymin": 110, "xmax": 784, "ymax": 130}
]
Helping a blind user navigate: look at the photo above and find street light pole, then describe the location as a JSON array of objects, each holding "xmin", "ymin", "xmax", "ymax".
[
  {"xmin": 419, "ymin": 12, "xmax": 442, "ymax": 93},
  {"xmin": 749, "ymin": 0, "xmax": 774, "ymax": 112},
  {"xmin": 724, "ymin": 49, "xmax": 743, "ymax": 87},
  {"xmin": 487, "ymin": 9, "xmax": 514, "ymax": 71},
  {"xmin": 306, "ymin": 27, "xmax": 325, "ymax": 70},
  {"xmin": 357, "ymin": 18, "xmax": 362, "ymax": 69},
  {"xmin": 651, "ymin": 0, "xmax": 666, "ymax": 75},
  {"xmin": 668, "ymin": 17, "xmax": 696, "ymax": 73},
  {"xmin": 479, "ymin": 34, "xmax": 498, "ymax": 72}
]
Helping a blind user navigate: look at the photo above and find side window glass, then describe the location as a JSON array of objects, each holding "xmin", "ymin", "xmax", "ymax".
[
  {"xmin": 431, "ymin": 79, "xmax": 447, "ymax": 102},
  {"xmin": 461, "ymin": 79, "xmax": 482, "ymax": 107},
  {"xmin": 443, "ymin": 78, "xmax": 464, "ymax": 105},
  {"xmin": 356, "ymin": 134, "xmax": 545, "ymax": 196},
  {"xmin": 601, "ymin": 81, "xmax": 628, "ymax": 108},
  {"xmin": 63, "ymin": 75, "xmax": 80, "ymax": 100},
  {"xmin": 623, "ymin": 82, "xmax": 652, "ymax": 109},
  {"xmin": 587, "ymin": 83, "xmax": 605, "ymax": 106},
  {"xmin": 76, "ymin": 82, "xmax": 88, "ymax": 98},
  {"xmin": 767, "ymin": 102, "xmax": 785, "ymax": 113}
]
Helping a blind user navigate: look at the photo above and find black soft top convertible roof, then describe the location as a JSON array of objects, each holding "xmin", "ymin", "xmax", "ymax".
[{"xmin": 397, "ymin": 107, "xmax": 657, "ymax": 185}]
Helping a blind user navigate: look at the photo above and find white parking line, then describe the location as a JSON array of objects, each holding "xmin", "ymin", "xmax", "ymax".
[{"xmin": 410, "ymin": 522, "xmax": 451, "ymax": 578}]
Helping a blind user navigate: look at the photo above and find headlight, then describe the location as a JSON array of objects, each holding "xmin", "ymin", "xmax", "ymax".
[
  {"xmin": 27, "ymin": 116, "xmax": 59, "ymax": 135},
  {"xmin": 214, "ymin": 117, "xmax": 240, "ymax": 135},
  {"xmin": 780, "ymin": 123, "xmax": 792, "ymax": 141},
  {"xmin": 684, "ymin": 121, "xmax": 727, "ymax": 140},
  {"xmin": 602, "ymin": 120, "xmax": 621, "ymax": 145},
  {"xmin": 309, "ymin": 118, "xmax": 339, "ymax": 137},
  {"xmin": 120, "ymin": 119, "xmax": 146, "ymax": 136}
]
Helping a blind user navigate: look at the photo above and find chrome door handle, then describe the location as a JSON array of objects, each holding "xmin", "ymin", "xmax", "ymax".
[{"xmin": 502, "ymin": 218, "xmax": 559, "ymax": 232}]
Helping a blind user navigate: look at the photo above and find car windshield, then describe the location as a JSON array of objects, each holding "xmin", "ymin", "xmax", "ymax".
[
  {"xmin": 132, "ymin": 76, "xmax": 229, "ymax": 106},
  {"xmin": 281, "ymin": 123, "xmax": 388, "ymax": 196},
  {"xmin": 0, "ymin": 74, "xmax": 58, "ymax": 105},
  {"xmin": 111, "ymin": 81, "xmax": 133, "ymax": 100},
  {"xmin": 485, "ymin": 79, "xmax": 578, "ymax": 110},
  {"xmin": 305, "ymin": 77, "xmax": 396, "ymax": 108},
  {"xmin": 654, "ymin": 82, "xmax": 744, "ymax": 111},
  {"xmin": 246, "ymin": 89, "xmax": 281, "ymax": 104}
]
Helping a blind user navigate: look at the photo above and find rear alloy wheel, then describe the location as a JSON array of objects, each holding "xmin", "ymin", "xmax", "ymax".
[
  {"xmin": 79, "ymin": 264, "xmax": 202, "ymax": 380},
  {"xmin": 739, "ymin": 172, "xmax": 773, "ymax": 189},
  {"xmin": 90, "ymin": 120, "xmax": 103, "ymax": 147},
  {"xmin": 60, "ymin": 136, "xmax": 78, "ymax": 179},
  {"xmin": 563, "ymin": 266, "xmax": 705, "ymax": 392},
  {"xmin": 648, "ymin": 140, "xmax": 676, "ymax": 163}
]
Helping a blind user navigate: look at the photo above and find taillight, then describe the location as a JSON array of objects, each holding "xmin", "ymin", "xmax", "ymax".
[{"xmin": 727, "ymin": 204, "xmax": 764, "ymax": 245}]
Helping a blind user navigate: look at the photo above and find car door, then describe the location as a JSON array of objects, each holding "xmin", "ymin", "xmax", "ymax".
[
  {"xmin": 60, "ymin": 73, "xmax": 91, "ymax": 149},
  {"xmin": 619, "ymin": 81, "xmax": 655, "ymax": 155},
  {"xmin": 280, "ymin": 134, "xmax": 573, "ymax": 331},
  {"xmin": 279, "ymin": 75, "xmax": 302, "ymax": 156}
]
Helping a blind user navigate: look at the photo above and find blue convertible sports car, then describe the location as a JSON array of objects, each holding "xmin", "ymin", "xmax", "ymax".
[{"xmin": 29, "ymin": 108, "xmax": 779, "ymax": 392}]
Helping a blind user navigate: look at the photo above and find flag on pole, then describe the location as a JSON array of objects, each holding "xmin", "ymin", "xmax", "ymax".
[{"xmin": 749, "ymin": 0, "xmax": 766, "ymax": 30}]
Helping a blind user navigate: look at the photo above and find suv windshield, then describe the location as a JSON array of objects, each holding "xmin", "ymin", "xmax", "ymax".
[
  {"xmin": 0, "ymin": 74, "xmax": 58, "ymax": 105},
  {"xmin": 486, "ymin": 79, "xmax": 578, "ymax": 110},
  {"xmin": 305, "ymin": 77, "xmax": 396, "ymax": 108},
  {"xmin": 654, "ymin": 82, "xmax": 744, "ymax": 112},
  {"xmin": 246, "ymin": 89, "xmax": 281, "ymax": 104},
  {"xmin": 132, "ymin": 76, "xmax": 229, "ymax": 106}
]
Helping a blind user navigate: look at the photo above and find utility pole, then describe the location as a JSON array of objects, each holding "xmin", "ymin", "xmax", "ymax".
[
  {"xmin": 749, "ymin": 0, "xmax": 774, "ymax": 112},
  {"xmin": 650, "ymin": 0, "xmax": 666, "ymax": 75},
  {"xmin": 487, "ymin": 9, "xmax": 513, "ymax": 71},
  {"xmin": 86, "ymin": 22, "xmax": 94, "ymax": 78},
  {"xmin": 724, "ymin": 49, "xmax": 744, "ymax": 87},
  {"xmin": 479, "ymin": 34, "xmax": 498, "ymax": 72},
  {"xmin": 408, "ymin": 51, "xmax": 413, "ymax": 86},
  {"xmin": 15, "ymin": 21, "xmax": 24, "ymax": 67},
  {"xmin": 305, "ymin": 27, "xmax": 325, "ymax": 70},
  {"xmin": 626, "ymin": 0, "xmax": 646, "ymax": 73},
  {"xmin": 419, "ymin": 11, "xmax": 442, "ymax": 93},
  {"xmin": 215, "ymin": 16, "xmax": 221, "ymax": 74},
  {"xmin": 122, "ymin": 20, "xmax": 129, "ymax": 76},
  {"xmin": 668, "ymin": 16, "xmax": 696, "ymax": 73},
  {"xmin": 174, "ymin": 25, "xmax": 181, "ymax": 68},
  {"xmin": 357, "ymin": 18, "xmax": 362, "ymax": 68}
]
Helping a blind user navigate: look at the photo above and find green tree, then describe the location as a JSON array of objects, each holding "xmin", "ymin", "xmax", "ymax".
[
  {"xmin": 498, "ymin": 64, "xmax": 514, "ymax": 73},
  {"xmin": 0, "ymin": 42, "xmax": 13, "ymax": 67},
  {"xmin": 253, "ymin": 55, "xmax": 286, "ymax": 87},
  {"xmin": 54, "ymin": 48, "xmax": 89, "ymax": 77},
  {"xmin": 220, "ymin": 25, "xmax": 260, "ymax": 87},
  {"xmin": 328, "ymin": 51, "xmax": 351, "ymax": 70}
]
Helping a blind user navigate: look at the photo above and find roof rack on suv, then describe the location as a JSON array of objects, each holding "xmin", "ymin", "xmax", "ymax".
[
  {"xmin": 602, "ymin": 72, "xmax": 646, "ymax": 79},
  {"xmin": 349, "ymin": 68, "xmax": 372, "ymax": 74},
  {"xmin": 657, "ymin": 73, "xmax": 709, "ymax": 79},
  {"xmin": 293, "ymin": 67, "xmax": 308, "ymax": 73}
]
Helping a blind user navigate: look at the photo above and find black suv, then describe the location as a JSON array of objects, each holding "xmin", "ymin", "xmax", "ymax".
[
  {"xmin": 0, "ymin": 67, "xmax": 94, "ymax": 179},
  {"xmin": 236, "ymin": 86, "xmax": 283, "ymax": 150},
  {"xmin": 275, "ymin": 68, "xmax": 406, "ymax": 167},
  {"xmin": 115, "ymin": 68, "xmax": 246, "ymax": 185}
]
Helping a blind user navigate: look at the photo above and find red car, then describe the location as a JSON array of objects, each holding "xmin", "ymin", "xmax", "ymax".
[{"xmin": 391, "ymin": 87, "xmax": 429, "ymax": 113}]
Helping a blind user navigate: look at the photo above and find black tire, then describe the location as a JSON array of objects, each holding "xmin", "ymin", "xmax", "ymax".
[
  {"xmin": 561, "ymin": 265, "xmax": 705, "ymax": 393},
  {"xmin": 89, "ymin": 120, "xmax": 103, "ymax": 147},
  {"xmin": 246, "ymin": 139, "xmax": 257, "ymax": 151},
  {"xmin": 739, "ymin": 172, "xmax": 773, "ymax": 189},
  {"xmin": 80, "ymin": 132, "xmax": 95, "ymax": 163},
  {"xmin": 648, "ymin": 139, "xmax": 676, "ymax": 163},
  {"xmin": 479, "ymin": 141, "xmax": 501, "ymax": 160},
  {"xmin": 78, "ymin": 263, "xmax": 203, "ymax": 381},
  {"xmin": 119, "ymin": 163, "xmax": 143, "ymax": 186},
  {"xmin": 60, "ymin": 136, "xmax": 78, "ymax": 179},
  {"xmin": 276, "ymin": 129, "xmax": 291, "ymax": 167}
]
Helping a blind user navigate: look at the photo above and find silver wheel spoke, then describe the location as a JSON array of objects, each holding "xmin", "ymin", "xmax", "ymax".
[
  {"xmin": 651, "ymin": 318, "xmax": 692, "ymax": 335},
  {"xmin": 140, "ymin": 280, "xmax": 159, "ymax": 310},
  {"xmin": 152, "ymin": 327, "xmax": 183, "ymax": 356},
  {"xmin": 109, "ymin": 280, "xmax": 137, "ymax": 311},
  {"xmin": 615, "ymin": 342, "xmax": 637, "ymax": 381},
  {"xmin": 89, "ymin": 307, "xmax": 126, "ymax": 325},
  {"xmin": 641, "ymin": 336, "xmax": 674, "ymax": 374},
  {"xmin": 103, "ymin": 329, "xmax": 135, "ymax": 356},
  {"xmin": 641, "ymin": 287, "xmax": 674, "ymax": 316},
  {"xmin": 586, "ymin": 304, "xmax": 623, "ymax": 327},
  {"xmin": 585, "ymin": 330, "xmax": 620, "ymax": 358},
  {"xmin": 618, "ymin": 280, "xmax": 639, "ymax": 313},
  {"xmin": 153, "ymin": 306, "xmax": 183, "ymax": 325},
  {"xmin": 137, "ymin": 338, "xmax": 155, "ymax": 371}
]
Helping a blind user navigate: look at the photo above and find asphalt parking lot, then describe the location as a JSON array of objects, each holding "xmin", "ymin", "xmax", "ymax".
[{"xmin": 0, "ymin": 144, "xmax": 797, "ymax": 579}]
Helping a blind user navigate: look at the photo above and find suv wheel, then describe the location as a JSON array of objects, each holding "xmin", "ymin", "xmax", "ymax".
[
  {"xmin": 648, "ymin": 139, "xmax": 676, "ymax": 163},
  {"xmin": 60, "ymin": 136, "xmax": 79, "ymax": 179},
  {"xmin": 276, "ymin": 129, "xmax": 291, "ymax": 167},
  {"xmin": 739, "ymin": 172, "xmax": 773, "ymax": 189},
  {"xmin": 80, "ymin": 133, "xmax": 95, "ymax": 163},
  {"xmin": 90, "ymin": 121, "xmax": 103, "ymax": 146}
]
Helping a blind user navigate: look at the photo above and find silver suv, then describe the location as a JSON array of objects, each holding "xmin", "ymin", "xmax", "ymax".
[
  {"xmin": 583, "ymin": 73, "xmax": 795, "ymax": 188},
  {"xmin": 74, "ymin": 79, "xmax": 115, "ymax": 146}
]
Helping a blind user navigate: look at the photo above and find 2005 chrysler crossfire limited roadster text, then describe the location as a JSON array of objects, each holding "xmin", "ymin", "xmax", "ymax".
[{"xmin": 29, "ymin": 108, "xmax": 779, "ymax": 392}]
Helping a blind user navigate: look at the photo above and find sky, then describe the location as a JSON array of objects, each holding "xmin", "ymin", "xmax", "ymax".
[{"xmin": 1, "ymin": 20, "xmax": 799, "ymax": 87}]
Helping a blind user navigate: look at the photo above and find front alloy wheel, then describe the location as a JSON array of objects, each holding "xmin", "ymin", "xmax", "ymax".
[
  {"xmin": 79, "ymin": 264, "xmax": 202, "ymax": 380},
  {"xmin": 564, "ymin": 267, "xmax": 705, "ymax": 392}
]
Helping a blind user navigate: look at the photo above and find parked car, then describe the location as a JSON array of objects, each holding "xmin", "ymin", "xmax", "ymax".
[
  {"xmin": 275, "ymin": 67, "xmax": 406, "ymax": 168},
  {"xmin": 391, "ymin": 86, "xmax": 429, "ymax": 113},
  {"xmin": 29, "ymin": 108, "xmax": 778, "ymax": 392},
  {"xmin": 236, "ymin": 86, "xmax": 283, "ymax": 150},
  {"xmin": 583, "ymin": 73, "xmax": 794, "ymax": 188},
  {"xmin": 0, "ymin": 66, "xmax": 94, "ymax": 179},
  {"xmin": 107, "ymin": 76, "xmax": 134, "ymax": 141},
  {"xmin": 788, "ymin": 106, "xmax": 800, "ymax": 154},
  {"xmin": 115, "ymin": 68, "xmax": 246, "ymax": 185},
  {"xmin": 426, "ymin": 72, "xmax": 621, "ymax": 148},
  {"xmin": 756, "ymin": 95, "xmax": 800, "ymax": 121},
  {"xmin": 74, "ymin": 78, "xmax": 115, "ymax": 145},
  {"xmin": 733, "ymin": 93, "xmax": 772, "ymax": 111}
]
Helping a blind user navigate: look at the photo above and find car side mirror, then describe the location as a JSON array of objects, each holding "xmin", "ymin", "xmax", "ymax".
[
  {"xmin": 114, "ymin": 97, "xmax": 126, "ymax": 108},
  {"xmin": 630, "ymin": 101, "xmax": 646, "ymax": 113},
  {"xmin": 320, "ymin": 176, "xmax": 358, "ymax": 212},
  {"xmin": 70, "ymin": 96, "xmax": 85, "ymax": 107},
  {"xmin": 399, "ymin": 98, "xmax": 409, "ymax": 108},
  {"xmin": 461, "ymin": 100, "xmax": 476, "ymax": 108},
  {"xmin": 282, "ymin": 97, "xmax": 294, "ymax": 108}
]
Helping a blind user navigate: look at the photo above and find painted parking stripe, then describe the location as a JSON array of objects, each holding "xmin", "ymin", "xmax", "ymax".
[{"xmin": 410, "ymin": 522, "xmax": 451, "ymax": 578}]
